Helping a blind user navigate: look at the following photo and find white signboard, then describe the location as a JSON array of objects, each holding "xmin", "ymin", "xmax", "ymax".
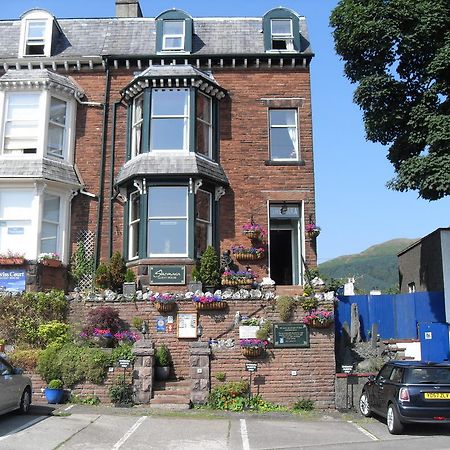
[
  {"xmin": 177, "ymin": 313, "xmax": 197, "ymax": 339},
  {"xmin": 239, "ymin": 326, "xmax": 260, "ymax": 339}
]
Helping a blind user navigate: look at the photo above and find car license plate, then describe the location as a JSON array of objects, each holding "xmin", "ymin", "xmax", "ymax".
[{"xmin": 424, "ymin": 392, "xmax": 450, "ymax": 399}]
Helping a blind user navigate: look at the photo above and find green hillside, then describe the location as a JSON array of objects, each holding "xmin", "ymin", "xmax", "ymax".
[{"xmin": 318, "ymin": 238, "xmax": 417, "ymax": 293}]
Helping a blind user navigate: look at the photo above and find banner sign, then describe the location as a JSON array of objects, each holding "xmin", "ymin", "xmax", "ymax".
[{"xmin": 0, "ymin": 270, "xmax": 26, "ymax": 293}]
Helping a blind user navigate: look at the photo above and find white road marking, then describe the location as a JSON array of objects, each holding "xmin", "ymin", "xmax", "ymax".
[
  {"xmin": 0, "ymin": 416, "xmax": 46, "ymax": 441},
  {"xmin": 64, "ymin": 405, "xmax": 74, "ymax": 411},
  {"xmin": 347, "ymin": 420, "xmax": 379, "ymax": 441},
  {"xmin": 111, "ymin": 416, "xmax": 147, "ymax": 450},
  {"xmin": 240, "ymin": 418, "xmax": 250, "ymax": 450}
]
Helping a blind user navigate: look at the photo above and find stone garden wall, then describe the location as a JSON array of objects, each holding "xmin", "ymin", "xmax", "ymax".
[{"xmin": 68, "ymin": 293, "xmax": 335, "ymax": 409}]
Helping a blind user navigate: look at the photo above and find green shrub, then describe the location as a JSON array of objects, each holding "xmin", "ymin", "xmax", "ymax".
[
  {"xmin": 48, "ymin": 379, "xmax": 63, "ymax": 389},
  {"xmin": 69, "ymin": 394, "xmax": 101, "ymax": 405},
  {"xmin": 208, "ymin": 380, "xmax": 249, "ymax": 411},
  {"xmin": 247, "ymin": 395, "xmax": 288, "ymax": 412},
  {"xmin": 276, "ymin": 296, "xmax": 295, "ymax": 321},
  {"xmin": 124, "ymin": 269, "xmax": 136, "ymax": 283},
  {"xmin": 110, "ymin": 343, "xmax": 135, "ymax": 365},
  {"xmin": 37, "ymin": 321, "xmax": 70, "ymax": 347},
  {"xmin": 37, "ymin": 343, "xmax": 111, "ymax": 386},
  {"xmin": 95, "ymin": 263, "xmax": 110, "ymax": 289},
  {"xmin": 155, "ymin": 344, "xmax": 171, "ymax": 367},
  {"xmin": 256, "ymin": 321, "xmax": 271, "ymax": 340},
  {"xmin": 131, "ymin": 317, "xmax": 144, "ymax": 330},
  {"xmin": 198, "ymin": 246, "xmax": 220, "ymax": 287},
  {"xmin": 292, "ymin": 398, "xmax": 315, "ymax": 411},
  {"xmin": 215, "ymin": 372, "xmax": 226, "ymax": 382},
  {"xmin": 109, "ymin": 379, "xmax": 133, "ymax": 405},
  {"xmin": 8, "ymin": 349, "xmax": 42, "ymax": 371},
  {"xmin": 109, "ymin": 251, "xmax": 127, "ymax": 291}
]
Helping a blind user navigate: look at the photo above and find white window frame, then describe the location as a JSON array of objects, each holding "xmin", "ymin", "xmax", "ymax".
[
  {"xmin": 131, "ymin": 94, "xmax": 144, "ymax": 158},
  {"xmin": 40, "ymin": 193, "xmax": 61, "ymax": 254},
  {"xmin": 196, "ymin": 93, "xmax": 213, "ymax": 159},
  {"xmin": 147, "ymin": 186, "xmax": 188, "ymax": 258},
  {"xmin": 195, "ymin": 189, "xmax": 212, "ymax": 257},
  {"xmin": 19, "ymin": 10, "xmax": 54, "ymax": 58},
  {"xmin": 46, "ymin": 96, "xmax": 68, "ymax": 159},
  {"xmin": 128, "ymin": 190, "xmax": 140, "ymax": 260},
  {"xmin": 0, "ymin": 90, "xmax": 75, "ymax": 162},
  {"xmin": 150, "ymin": 88, "xmax": 190, "ymax": 153},
  {"xmin": 268, "ymin": 108, "xmax": 299, "ymax": 161},
  {"xmin": 162, "ymin": 20, "xmax": 185, "ymax": 51},
  {"xmin": 270, "ymin": 19, "xmax": 294, "ymax": 51}
]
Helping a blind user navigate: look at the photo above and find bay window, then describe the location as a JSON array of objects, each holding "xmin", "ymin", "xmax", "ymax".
[
  {"xmin": 148, "ymin": 186, "xmax": 188, "ymax": 256},
  {"xmin": 269, "ymin": 109, "xmax": 299, "ymax": 161},
  {"xmin": 128, "ymin": 191, "xmax": 140, "ymax": 260},
  {"xmin": 40, "ymin": 194, "xmax": 60, "ymax": 254},
  {"xmin": 150, "ymin": 89, "xmax": 189, "ymax": 152},
  {"xmin": 131, "ymin": 94, "xmax": 143, "ymax": 158},
  {"xmin": 196, "ymin": 93, "xmax": 212, "ymax": 158},
  {"xmin": 196, "ymin": 189, "xmax": 212, "ymax": 257}
]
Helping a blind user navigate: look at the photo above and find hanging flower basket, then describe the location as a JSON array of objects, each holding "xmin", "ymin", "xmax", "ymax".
[
  {"xmin": 305, "ymin": 223, "xmax": 321, "ymax": 239},
  {"xmin": 242, "ymin": 347, "xmax": 262, "ymax": 358},
  {"xmin": 195, "ymin": 301, "xmax": 228, "ymax": 311},
  {"xmin": 41, "ymin": 259, "xmax": 62, "ymax": 268},
  {"xmin": 0, "ymin": 258, "xmax": 25, "ymax": 265},
  {"xmin": 155, "ymin": 302, "xmax": 175, "ymax": 313},
  {"xmin": 243, "ymin": 230, "xmax": 261, "ymax": 240},
  {"xmin": 303, "ymin": 309, "xmax": 334, "ymax": 329},
  {"xmin": 309, "ymin": 319, "xmax": 333, "ymax": 329}
]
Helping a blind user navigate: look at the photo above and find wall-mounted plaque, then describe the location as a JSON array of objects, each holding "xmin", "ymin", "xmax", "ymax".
[
  {"xmin": 273, "ymin": 323, "xmax": 310, "ymax": 348},
  {"xmin": 149, "ymin": 265, "xmax": 186, "ymax": 285},
  {"xmin": 177, "ymin": 313, "xmax": 197, "ymax": 339}
]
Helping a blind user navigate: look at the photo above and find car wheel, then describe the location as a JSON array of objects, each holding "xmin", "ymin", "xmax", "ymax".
[
  {"xmin": 359, "ymin": 391, "xmax": 372, "ymax": 417},
  {"xmin": 387, "ymin": 403, "xmax": 404, "ymax": 435},
  {"xmin": 19, "ymin": 388, "xmax": 31, "ymax": 414}
]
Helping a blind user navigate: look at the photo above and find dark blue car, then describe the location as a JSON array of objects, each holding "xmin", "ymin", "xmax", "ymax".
[{"xmin": 359, "ymin": 360, "xmax": 450, "ymax": 434}]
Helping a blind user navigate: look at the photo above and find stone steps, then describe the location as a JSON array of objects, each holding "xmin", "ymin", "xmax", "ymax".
[{"xmin": 151, "ymin": 379, "xmax": 191, "ymax": 409}]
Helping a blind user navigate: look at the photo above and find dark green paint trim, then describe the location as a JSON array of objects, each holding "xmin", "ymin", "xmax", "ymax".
[
  {"xmin": 263, "ymin": 7, "xmax": 301, "ymax": 52},
  {"xmin": 139, "ymin": 191, "xmax": 148, "ymax": 258},
  {"xmin": 126, "ymin": 105, "xmax": 132, "ymax": 161},
  {"xmin": 188, "ymin": 187, "xmax": 195, "ymax": 258},
  {"xmin": 156, "ymin": 10, "xmax": 193, "ymax": 54},
  {"xmin": 189, "ymin": 88, "xmax": 196, "ymax": 153},
  {"xmin": 142, "ymin": 88, "xmax": 151, "ymax": 153}
]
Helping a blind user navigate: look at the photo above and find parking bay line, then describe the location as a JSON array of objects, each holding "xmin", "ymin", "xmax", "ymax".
[
  {"xmin": 240, "ymin": 419, "xmax": 250, "ymax": 450},
  {"xmin": 347, "ymin": 420, "xmax": 379, "ymax": 441},
  {"xmin": 111, "ymin": 416, "xmax": 147, "ymax": 450}
]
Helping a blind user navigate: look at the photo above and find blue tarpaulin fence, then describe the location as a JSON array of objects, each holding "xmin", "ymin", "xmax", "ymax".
[{"xmin": 336, "ymin": 291, "xmax": 446, "ymax": 341}]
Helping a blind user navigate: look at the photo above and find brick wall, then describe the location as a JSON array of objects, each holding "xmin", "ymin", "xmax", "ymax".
[{"xmin": 69, "ymin": 298, "xmax": 335, "ymax": 409}]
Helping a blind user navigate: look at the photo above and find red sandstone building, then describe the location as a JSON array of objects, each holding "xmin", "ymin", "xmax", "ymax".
[{"xmin": 0, "ymin": 1, "xmax": 317, "ymax": 290}]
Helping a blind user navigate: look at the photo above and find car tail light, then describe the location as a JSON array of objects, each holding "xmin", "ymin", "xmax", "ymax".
[
  {"xmin": 399, "ymin": 387, "xmax": 410, "ymax": 402},
  {"xmin": 434, "ymin": 417, "xmax": 446, "ymax": 421}
]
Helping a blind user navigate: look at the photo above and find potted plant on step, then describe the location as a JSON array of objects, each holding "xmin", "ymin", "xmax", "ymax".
[
  {"xmin": 45, "ymin": 379, "xmax": 64, "ymax": 404},
  {"xmin": 154, "ymin": 344, "xmax": 171, "ymax": 381}
]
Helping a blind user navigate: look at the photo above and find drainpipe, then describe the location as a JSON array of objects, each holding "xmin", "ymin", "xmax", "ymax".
[
  {"xmin": 108, "ymin": 99, "xmax": 125, "ymax": 258},
  {"xmin": 94, "ymin": 58, "xmax": 111, "ymax": 268}
]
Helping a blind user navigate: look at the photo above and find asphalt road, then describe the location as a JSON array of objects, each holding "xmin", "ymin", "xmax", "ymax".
[{"xmin": 0, "ymin": 405, "xmax": 450, "ymax": 449}]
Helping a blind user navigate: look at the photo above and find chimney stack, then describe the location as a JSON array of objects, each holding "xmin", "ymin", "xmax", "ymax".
[{"xmin": 115, "ymin": 0, "xmax": 143, "ymax": 18}]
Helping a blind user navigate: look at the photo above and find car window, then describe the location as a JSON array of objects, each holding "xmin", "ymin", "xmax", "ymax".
[
  {"xmin": 390, "ymin": 367, "xmax": 404, "ymax": 383},
  {"xmin": 0, "ymin": 359, "xmax": 12, "ymax": 376},
  {"xmin": 406, "ymin": 367, "xmax": 450, "ymax": 384},
  {"xmin": 377, "ymin": 365, "xmax": 393, "ymax": 381}
]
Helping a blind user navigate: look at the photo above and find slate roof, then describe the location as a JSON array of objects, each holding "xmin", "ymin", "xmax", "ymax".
[
  {"xmin": 115, "ymin": 153, "xmax": 229, "ymax": 186},
  {"xmin": 0, "ymin": 158, "xmax": 81, "ymax": 187},
  {"xmin": 0, "ymin": 16, "xmax": 312, "ymax": 59}
]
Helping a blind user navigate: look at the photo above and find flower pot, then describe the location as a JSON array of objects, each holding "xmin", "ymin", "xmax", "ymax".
[
  {"xmin": 45, "ymin": 388, "xmax": 64, "ymax": 404},
  {"xmin": 309, "ymin": 319, "xmax": 333, "ymax": 329},
  {"xmin": 41, "ymin": 259, "xmax": 61, "ymax": 268},
  {"xmin": 234, "ymin": 253, "xmax": 263, "ymax": 261},
  {"xmin": 155, "ymin": 366, "xmax": 170, "ymax": 381},
  {"xmin": 0, "ymin": 258, "xmax": 25, "ymax": 265},
  {"xmin": 243, "ymin": 230, "xmax": 261, "ymax": 240},
  {"xmin": 154, "ymin": 302, "xmax": 175, "ymax": 313},
  {"xmin": 307, "ymin": 230, "xmax": 321, "ymax": 239},
  {"xmin": 242, "ymin": 347, "xmax": 262, "ymax": 358},
  {"xmin": 195, "ymin": 301, "xmax": 227, "ymax": 310}
]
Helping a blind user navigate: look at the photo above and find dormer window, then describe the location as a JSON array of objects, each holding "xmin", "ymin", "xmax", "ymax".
[
  {"xmin": 19, "ymin": 9, "xmax": 60, "ymax": 58},
  {"xmin": 263, "ymin": 7, "xmax": 302, "ymax": 53},
  {"xmin": 156, "ymin": 9, "xmax": 193, "ymax": 54},
  {"xmin": 162, "ymin": 20, "xmax": 185, "ymax": 51},
  {"xmin": 271, "ymin": 19, "xmax": 293, "ymax": 50}
]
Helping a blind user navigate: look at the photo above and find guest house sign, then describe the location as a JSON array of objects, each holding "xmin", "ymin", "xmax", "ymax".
[
  {"xmin": 149, "ymin": 265, "xmax": 185, "ymax": 285},
  {"xmin": 273, "ymin": 323, "xmax": 310, "ymax": 348}
]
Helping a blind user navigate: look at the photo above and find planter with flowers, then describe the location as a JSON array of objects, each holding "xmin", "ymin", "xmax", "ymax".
[
  {"xmin": 305, "ymin": 223, "xmax": 321, "ymax": 239},
  {"xmin": 113, "ymin": 330, "xmax": 140, "ymax": 345},
  {"xmin": 242, "ymin": 222, "xmax": 266, "ymax": 241},
  {"xmin": 90, "ymin": 328, "xmax": 115, "ymax": 347},
  {"xmin": 0, "ymin": 251, "xmax": 25, "ymax": 266},
  {"xmin": 231, "ymin": 245, "xmax": 265, "ymax": 261},
  {"xmin": 239, "ymin": 338, "xmax": 268, "ymax": 358},
  {"xmin": 303, "ymin": 309, "xmax": 334, "ymax": 329},
  {"xmin": 192, "ymin": 293, "xmax": 227, "ymax": 310},
  {"xmin": 221, "ymin": 270, "xmax": 255, "ymax": 287},
  {"xmin": 38, "ymin": 252, "xmax": 62, "ymax": 268},
  {"xmin": 149, "ymin": 293, "xmax": 177, "ymax": 312}
]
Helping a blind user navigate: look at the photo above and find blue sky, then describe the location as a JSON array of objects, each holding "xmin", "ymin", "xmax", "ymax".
[{"xmin": 3, "ymin": 0, "xmax": 449, "ymax": 262}]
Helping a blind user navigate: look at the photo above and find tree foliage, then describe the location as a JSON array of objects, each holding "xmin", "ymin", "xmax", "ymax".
[{"xmin": 330, "ymin": 0, "xmax": 450, "ymax": 200}]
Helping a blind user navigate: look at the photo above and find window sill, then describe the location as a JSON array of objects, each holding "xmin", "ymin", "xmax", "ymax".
[
  {"xmin": 130, "ymin": 257, "xmax": 195, "ymax": 265},
  {"xmin": 264, "ymin": 160, "xmax": 305, "ymax": 166}
]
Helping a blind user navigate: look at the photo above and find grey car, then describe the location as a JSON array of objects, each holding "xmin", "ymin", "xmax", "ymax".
[{"xmin": 0, "ymin": 355, "xmax": 32, "ymax": 415}]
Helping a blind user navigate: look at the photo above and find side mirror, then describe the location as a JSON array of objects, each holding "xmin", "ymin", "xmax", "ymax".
[{"xmin": 13, "ymin": 368, "xmax": 23, "ymax": 375}]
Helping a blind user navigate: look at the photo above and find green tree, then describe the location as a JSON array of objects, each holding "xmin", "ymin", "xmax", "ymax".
[{"xmin": 330, "ymin": 0, "xmax": 450, "ymax": 200}]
